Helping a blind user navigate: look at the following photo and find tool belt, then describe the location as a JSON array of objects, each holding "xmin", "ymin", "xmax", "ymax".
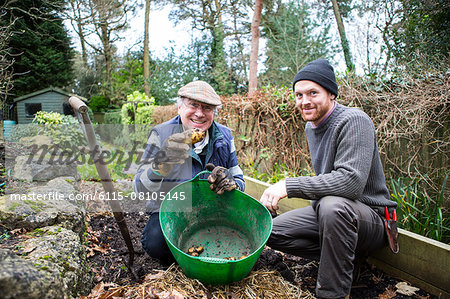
[{"xmin": 383, "ymin": 206, "xmax": 399, "ymax": 254}]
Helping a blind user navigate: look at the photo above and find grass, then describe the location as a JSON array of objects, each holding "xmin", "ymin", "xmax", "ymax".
[
  {"xmin": 390, "ymin": 172, "xmax": 449, "ymax": 244},
  {"xmin": 244, "ymin": 162, "xmax": 312, "ymax": 184},
  {"xmin": 77, "ymin": 148, "xmax": 136, "ymax": 182}
]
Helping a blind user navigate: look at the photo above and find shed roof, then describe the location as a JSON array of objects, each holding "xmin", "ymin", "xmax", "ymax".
[{"xmin": 14, "ymin": 86, "xmax": 87, "ymax": 103}]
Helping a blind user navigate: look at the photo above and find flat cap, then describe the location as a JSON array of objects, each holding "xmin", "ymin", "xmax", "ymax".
[{"xmin": 178, "ymin": 81, "xmax": 221, "ymax": 106}]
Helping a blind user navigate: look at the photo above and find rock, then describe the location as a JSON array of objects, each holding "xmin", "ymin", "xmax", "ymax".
[
  {"xmin": 0, "ymin": 177, "xmax": 85, "ymax": 234},
  {"xmin": 13, "ymin": 155, "xmax": 80, "ymax": 182},
  {"xmin": 21, "ymin": 226, "xmax": 93, "ymax": 297},
  {"xmin": 0, "ymin": 226, "xmax": 93, "ymax": 299},
  {"xmin": 19, "ymin": 135, "xmax": 53, "ymax": 147},
  {"xmin": 0, "ymin": 248, "xmax": 65, "ymax": 299}
]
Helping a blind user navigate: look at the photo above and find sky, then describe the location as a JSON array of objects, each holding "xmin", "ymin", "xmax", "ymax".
[
  {"xmin": 121, "ymin": 5, "xmax": 192, "ymax": 58},
  {"xmin": 66, "ymin": 5, "xmax": 197, "ymax": 59},
  {"xmin": 65, "ymin": 3, "xmax": 377, "ymax": 75}
]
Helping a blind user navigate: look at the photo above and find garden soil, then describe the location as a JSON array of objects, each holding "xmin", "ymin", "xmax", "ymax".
[
  {"xmin": 84, "ymin": 211, "xmax": 436, "ymax": 299},
  {"xmin": 0, "ymin": 141, "xmax": 437, "ymax": 299}
]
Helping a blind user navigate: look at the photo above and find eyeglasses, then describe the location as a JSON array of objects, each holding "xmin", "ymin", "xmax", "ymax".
[{"xmin": 183, "ymin": 100, "xmax": 215, "ymax": 113}]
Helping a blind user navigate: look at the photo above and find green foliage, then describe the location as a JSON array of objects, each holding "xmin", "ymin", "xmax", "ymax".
[
  {"xmin": 33, "ymin": 111, "xmax": 63, "ymax": 125},
  {"xmin": 206, "ymin": 25, "xmax": 234, "ymax": 95},
  {"xmin": 9, "ymin": 123, "xmax": 41, "ymax": 141},
  {"xmin": 3, "ymin": 0, "xmax": 74, "ymax": 96},
  {"xmin": 135, "ymin": 106, "xmax": 154, "ymax": 125},
  {"xmin": 260, "ymin": 1, "xmax": 331, "ymax": 86},
  {"xmin": 121, "ymin": 91, "xmax": 155, "ymax": 125},
  {"xmin": 89, "ymin": 95, "xmax": 109, "ymax": 112},
  {"xmin": 103, "ymin": 110, "xmax": 122, "ymax": 124},
  {"xmin": 11, "ymin": 111, "xmax": 86, "ymax": 149},
  {"xmin": 245, "ymin": 162, "xmax": 311, "ymax": 184},
  {"xmin": 390, "ymin": 173, "xmax": 449, "ymax": 243},
  {"xmin": 390, "ymin": 0, "xmax": 449, "ymax": 61},
  {"xmin": 77, "ymin": 149, "xmax": 136, "ymax": 181}
]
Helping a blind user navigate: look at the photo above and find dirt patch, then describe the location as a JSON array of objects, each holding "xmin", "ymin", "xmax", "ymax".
[{"xmin": 84, "ymin": 212, "xmax": 436, "ymax": 299}]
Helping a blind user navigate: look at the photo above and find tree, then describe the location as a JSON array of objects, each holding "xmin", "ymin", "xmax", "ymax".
[
  {"xmin": 260, "ymin": 1, "xmax": 331, "ymax": 87},
  {"xmin": 0, "ymin": 1, "xmax": 16, "ymax": 102},
  {"xmin": 248, "ymin": 0, "xmax": 263, "ymax": 96},
  {"xmin": 2, "ymin": 0, "xmax": 74, "ymax": 96},
  {"xmin": 88, "ymin": 0, "xmax": 136, "ymax": 95},
  {"xmin": 330, "ymin": 0, "xmax": 354, "ymax": 71},
  {"xmin": 65, "ymin": 0, "xmax": 92, "ymax": 67},
  {"xmin": 168, "ymin": 0, "xmax": 252, "ymax": 95},
  {"xmin": 389, "ymin": 0, "xmax": 449, "ymax": 61},
  {"xmin": 143, "ymin": 0, "xmax": 151, "ymax": 97}
]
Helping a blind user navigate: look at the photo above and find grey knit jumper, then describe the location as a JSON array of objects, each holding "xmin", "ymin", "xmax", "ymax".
[{"xmin": 286, "ymin": 103, "xmax": 397, "ymax": 212}]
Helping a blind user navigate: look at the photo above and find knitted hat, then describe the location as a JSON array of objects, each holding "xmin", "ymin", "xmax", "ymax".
[
  {"xmin": 178, "ymin": 81, "xmax": 221, "ymax": 106},
  {"xmin": 292, "ymin": 59, "xmax": 338, "ymax": 97}
]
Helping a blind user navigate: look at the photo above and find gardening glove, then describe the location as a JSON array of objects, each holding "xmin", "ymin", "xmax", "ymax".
[
  {"xmin": 152, "ymin": 129, "xmax": 206, "ymax": 176},
  {"xmin": 206, "ymin": 163, "xmax": 237, "ymax": 195}
]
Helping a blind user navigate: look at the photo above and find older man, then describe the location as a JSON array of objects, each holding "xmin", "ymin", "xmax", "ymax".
[
  {"xmin": 133, "ymin": 80, "xmax": 245, "ymax": 265},
  {"xmin": 260, "ymin": 59, "xmax": 397, "ymax": 299}
]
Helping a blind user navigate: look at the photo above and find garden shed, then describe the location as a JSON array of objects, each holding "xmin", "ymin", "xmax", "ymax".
[{"xmin": 13, "ymin": 86, "xmax": 87, "ymax": 124}]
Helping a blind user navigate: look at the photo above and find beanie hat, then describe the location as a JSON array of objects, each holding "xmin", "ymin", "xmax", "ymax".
[
  {"xmin": 292, "ymin": 59, "xmax": 338, "ymax": 97},
  {"xmin": 178, "ymin": 81, "xmax": 222, "ymax": 106}
]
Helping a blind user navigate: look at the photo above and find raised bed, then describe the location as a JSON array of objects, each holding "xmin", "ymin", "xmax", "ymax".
[{"xmin": 243, "ymin": 175, "xmax": 450, "ymax": 298}]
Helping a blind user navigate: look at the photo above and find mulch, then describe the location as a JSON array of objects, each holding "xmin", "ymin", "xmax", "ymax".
[
  {"xmin": 0, "ymin": 140, "xmax": 436, "ymax": 298},
  {"xmin": 83, "ymin": 210, "xmax": 436, "ymax": 299}
]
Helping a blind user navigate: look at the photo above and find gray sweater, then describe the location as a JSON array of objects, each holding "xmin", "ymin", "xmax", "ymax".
[{"xmin": 286, "ymin": 103, "xmax": 397, "ymax": 212}]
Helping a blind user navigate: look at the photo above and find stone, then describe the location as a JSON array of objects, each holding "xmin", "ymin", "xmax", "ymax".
[
  {"xmin": 0, "ymin": 177, "xmax": 85, "ymax": 234},
  {"xmin": 0, "ymin": 248, "xmax": 65, "ymax": 299},
  {"xmin": 13, "ymin": 155, "xmax": 80, "ymax": 182},
  {"xmin": 0, "ymin": 225, "xmax": 93, "ymax": 299}
]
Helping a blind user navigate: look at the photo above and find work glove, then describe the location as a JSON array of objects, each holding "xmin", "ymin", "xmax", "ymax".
[
  {"xmin": 205, "ymin": 163, "xmax": 237, "ymax": 195},
  {"xmin": 152, "ymin": 129, "xmax": 205, "ymax": 176}
]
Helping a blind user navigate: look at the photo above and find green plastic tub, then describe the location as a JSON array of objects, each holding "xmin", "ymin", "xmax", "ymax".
[{"xmin": 160, "ymin": 171, "xmax": 273, "ymax": 285}]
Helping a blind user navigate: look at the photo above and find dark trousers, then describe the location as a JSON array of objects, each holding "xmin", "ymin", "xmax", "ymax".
[
  {"xmin": 267, "ymin": 196, "xmax": 386, "ymax": 299},
  {"xmin": 141, "ymin": 212, "xmax": 175, "ymax": 265}
]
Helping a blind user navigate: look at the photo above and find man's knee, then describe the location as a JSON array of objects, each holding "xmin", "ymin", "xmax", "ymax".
[
  {"xmin": 141, "ymin": 214, "xmax": 170, "ymax": 260},
  {"xmin": 316, "ymin": 196, "xmax": 357, "ymax": 227},
  {"xmin": 317, "ymin": 196, "xmax": 352, "ymax": 214}
]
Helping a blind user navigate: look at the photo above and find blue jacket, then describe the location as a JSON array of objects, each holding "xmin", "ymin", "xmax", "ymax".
[{"xmin": 133, "ymin": 116, "xmax": 245, "ymax": 213}]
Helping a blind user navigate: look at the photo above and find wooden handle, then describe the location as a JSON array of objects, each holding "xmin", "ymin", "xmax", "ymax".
[{"xmin": 69, "ymin": 96, "xmax": 88, "ymax": 114}]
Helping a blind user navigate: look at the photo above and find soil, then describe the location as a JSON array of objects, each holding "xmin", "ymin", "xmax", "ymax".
[
  {"xmin": 85, "ymin": 211, "xmax": 436, "ymax": 299},
  {"xmin": 0, "ymin": 140, "xmax": 437, "ymax": 299}
]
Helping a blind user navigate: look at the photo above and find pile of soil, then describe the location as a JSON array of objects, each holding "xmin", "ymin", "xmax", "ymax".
[{"xmin": 86, "ymin": 212, "xmax": 436, "ymax": 299}]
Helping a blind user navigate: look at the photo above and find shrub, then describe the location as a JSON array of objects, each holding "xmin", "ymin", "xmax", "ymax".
[
  {"xmin": 89, "ymin": 95, "xmax": 109, "ymax": 112},
  {"xmin": 34, "ymin": 111, "xmax": 63, "ymax": 124},
  {"xmin": 104, "ymin": 110, "xmax": 122, "ymax": 124},
  {"xmin": 135, "ymin": 105, "xmax": 154, "ymax": 124},
  {"xmin": 121, "ymin": 91, "xmax": 155, "ymax": 125},
  {"xmin": 11, "ymin": 111, "xmax": 87, "ymax": 150}
]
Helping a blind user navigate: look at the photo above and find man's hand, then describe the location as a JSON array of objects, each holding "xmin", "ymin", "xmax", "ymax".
[
  {"xmin": 152, "ymin": 129, "xmax": 204, "ymax": 176},
  {"xmin": 206, "ymin": 163, "xmax": 237, "ymax": 195},
  {"xmin": 259, "ymin": 180, "xmax": 288, "ymax": 214}
]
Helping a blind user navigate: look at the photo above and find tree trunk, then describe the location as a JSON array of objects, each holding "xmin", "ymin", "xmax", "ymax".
[
  {"xmin": 330, "ymin": 0, "xmax": 354, "ymax": 72},
  {"xmin": 100, "ymin": 21, "xmax": 112, "ymax": 88},
  {"xmin": 143, "ymin": 0, "xmax": 151, "ymax": 97},
  {"xmin": 77, "ymin": 21, "xmax": 88, "ymax": 67},
  {"xmin": 248, "ymin": 0, "xmax": 263, "ymax": 96}
]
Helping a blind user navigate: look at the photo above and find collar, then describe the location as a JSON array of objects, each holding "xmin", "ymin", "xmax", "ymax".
[{"xmin": 312, "ymin": 101, "xmax": 337, "ymax": 128}]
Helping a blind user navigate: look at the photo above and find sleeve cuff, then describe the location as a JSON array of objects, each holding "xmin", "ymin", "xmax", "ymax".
[{"xmin": 285, "ymin": 177, "xmax": 304, "ymax": 198}]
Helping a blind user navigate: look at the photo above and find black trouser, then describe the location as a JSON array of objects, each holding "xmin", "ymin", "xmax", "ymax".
[
  {"xmin": 141, "ymin": 212, "xmax": 175, "ymax": 265},
  {"xmin": 267, "ymin": 196, "xmax": 386, "ymax": 299}
]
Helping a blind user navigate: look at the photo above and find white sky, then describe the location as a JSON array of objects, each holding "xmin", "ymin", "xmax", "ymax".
[
  {"xmin": 66, "ymin": 5, "xmax": 192, "ymax": 59},
  {"xmin": 121, "ymin": 6, "xmax": 193, "ymax": 58},
  {"xmin": 66, "ymin": 3, "xmax": 379, "ymax": 75}
]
